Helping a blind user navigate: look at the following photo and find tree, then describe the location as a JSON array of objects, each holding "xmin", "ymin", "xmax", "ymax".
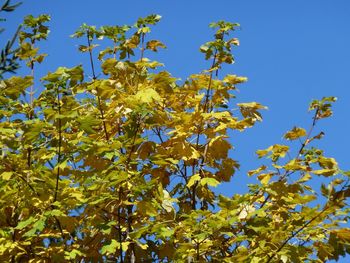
[
  {"xmin": 0, "ymin": 0, "xmax": 22, "ymax": 78},
  {"xmin": 0, "ymin": 13, "xmax": 349, "ymax": 262}
]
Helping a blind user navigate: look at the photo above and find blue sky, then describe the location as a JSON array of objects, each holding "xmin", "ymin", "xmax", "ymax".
[{"xmin": 2, "ymin": 0, "xmax": 350, "ymax": 260}]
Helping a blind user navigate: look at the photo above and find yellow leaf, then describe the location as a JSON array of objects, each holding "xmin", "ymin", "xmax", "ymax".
[
  {"xmin": 237, "ymin": 102, "xmax": 267, "ymax": 121},
  {"xmin": 146, "ymin": 40, "xmax": 166, "ymax": 51},
  {"xmin": 215, "ymin": 158, "xmax": 239, "ymax": 182},
  {"xmin": 258, "ymin": 173, "xmax": 273, "ymax": 185},
  {"xmin": 187, "ymin": 174, "xmax": 201, "ymax": 188},
  {"xmin": 333, "ymin": 229, "xmax": 350, "ymax": 242},
  {"xmin": 313, "ymin": 169, "xmax": 337, "ymax": 177},
  {"xmin": 285, "ymin": 159, "xmax": 308, "ymax": 171},
  {"xmin": 256, "ymin": 148, "xmax": 271, "ymax": 158},
  {"xmin": 134, "ymin": 87, "xmax": 161, "ymax": 103},
  {"xmin": 138, "ymin": 141, "xmax": 156, "ymax": 160},
  {"xmin": 298, "ymin": 173, "xmax": 312, "ymax": 183},
  {"xmin": 139, "ymin": 243, "xmax": 148, "ymax": 250},
  {"xmin": 200, "ymin": 177, "xmax": 220, "ymax": 187},
  {"xmin": 161, "ymin": 199, "xmax": 173, "ymax": 213},
  {"xmin": 318, "ymin": 156, "xmax": 338, "ymax": 169},
  {"xmin": 121, "ymin": 241, "xmax": 130, "ymax": 252},
  {"xmin": 208, "ymin": 136, "xmax": 231, "ymax": 159},
  {"xmin": 1, "ymin": 171, "xmax": 13, "ymax": 180},
  {"xmin": 173, "ymin": 142, "xmax": 200, "ymax": 161},
  {"xmin": 137, "ymin": 201, "xmax": 158, "ymax": 217},
  {"xmin": 248, "ymin": 165, "xmax": 267, "ymax": 177},
  {"xmin": 223, "ymin": 74, "xmax": 247, "ymax": 85},
  {"xmin": 238, "ymin": 204, "xmax": 255, "ymax": 220},
  {"xmin": 284, "ymin": 127, "xmax": 307, "ymax": 140}
]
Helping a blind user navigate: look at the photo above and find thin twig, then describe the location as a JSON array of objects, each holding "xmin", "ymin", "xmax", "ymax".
[
  {"xmin": 54, "ymin": 85, "xmax": 61, "ymax": 202},
  {"xmin": 86, "ymin": 30, "xmax": 109, "ymax": 141}
]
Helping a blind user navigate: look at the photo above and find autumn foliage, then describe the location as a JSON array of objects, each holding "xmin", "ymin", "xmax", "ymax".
[{"xmin": 1, "ymin": 11, "xmax": 350, "ymax": 262}]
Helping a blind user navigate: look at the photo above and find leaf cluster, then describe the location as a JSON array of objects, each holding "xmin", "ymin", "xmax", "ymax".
[{"xmin": 0, "ymin": 13, "xmax": 349, "ymax": 263}]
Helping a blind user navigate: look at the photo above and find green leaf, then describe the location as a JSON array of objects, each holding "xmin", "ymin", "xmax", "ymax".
[
  {"xmin": 23, "ymin": 121, "xmax": 44, "ymax": 143},
  {"xmin": 1, "ymin": 76, "xmax": 33, "ymax": 99},
  {"xmin": 0, "ymin": 171, "xmax": 13, "ymax": 180},
  {"xmin": 134, "ymin": 87, "xmax": 161, "ymax": 103},
  {"xmin": 17, "ymin": 42, "xmax": 38, "ymax": 59},
  {"xmin": 15, "ymin": 216, "xmax": 36, "ymax": 230},
  {"xmin": 200, "ymin": 177, "xmax": 220, "ymax": 187},
  {"xmin": 77, "ymin": 115, "xmax": 101, "ymax": 134},
  {"xmin": 187, "ymin": 174, "xmax": 201, "ymax": 188},
  {"xmin": 101, "ymin": 239, "xmax": 118, "ymax": 255},
  {"xmin": 65, "ymin": 249, "xmax": 84, "ymax": 260},
  {"xmin": 137, "ymin": 201, "xmax": 158, "ymax": 217},
  {"xmin": 23, "ymin": 218, "xmax": 45, "ymax": 237}
]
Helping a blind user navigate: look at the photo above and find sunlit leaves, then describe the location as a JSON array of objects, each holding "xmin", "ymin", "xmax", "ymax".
[
  {"xmin": 22, "ymin": 120, "xmax": 45, "ymax": 143},
  {"xmin": 187, "ymin": 174, "xmax": 201, "ymax": 188},
  {"xmin": 309, "ymin": 96, "xmax": 337, "ymax": 120},
  {"xmin": 223, "ymin": 74, "xmax": 247, "ymax": 85},
  {"xmin": 64, "ymin": 249, "xmax": 85, "ymax": 260},
  {"xmin": 256, "ymin": 144, "xmax": 289, "ymax": 161},
  {"xmin": 135, "ymin": 14, "xmax": 162, "ymax": 28},
  {"xmin": 71, "ymin": 23, "xmax": 99, "ymax": 40},
  {"xmin": 42, "ymin": 65, "xmax": 83, "ymax": 86},
  {"xmin": 101, "ymin": 239, "xmax": 119, "ymax": 255},
  {"xmin": 0, "ymin": 13, "xmax": 348, "ymax": 263},
  {"xmin": 17, "ymin": 14, "xmax": 50, "ymax": 68},
  {"xmin": 237, "ymin": 102, "xmax": 267, "ymax": 121},
  {"xmin": 77, "ymin": 115, "xmax": 100, "ymax": 134},
  {"xmin": 284, "ymin": 126, "xmax": 307, "ymax": 140},
  {"xmin": 133, "ymin": 87, "xmax": 161, "ymax": 104},
  {"xmin": 0, "ymin": 75, "xmax": 32, "ymax": 99},
  {"xmin": 200, "ymin": 21, "xmax": 240, "ymax": 66},
  {"xmin": 146, "ymin": 40, "xmax": 166, "ymax": 52}
]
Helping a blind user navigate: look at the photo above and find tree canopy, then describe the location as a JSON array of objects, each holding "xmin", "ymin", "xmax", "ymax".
[{"xmin": 0, "ymin": 7, "xmax": 350, "ymax": 262}]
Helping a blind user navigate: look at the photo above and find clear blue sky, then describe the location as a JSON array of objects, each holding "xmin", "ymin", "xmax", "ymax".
[{"xmin": 2, "ymin": 1, "xmax": 350, "ymax": 261}]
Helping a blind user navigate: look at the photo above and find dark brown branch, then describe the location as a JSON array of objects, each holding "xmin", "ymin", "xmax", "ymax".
[
  {"xmin": 191, "ymin": 48, "xmax": 218, "ymax": 210},
  {"xmin": 118, "ymin": 187, "xmax": 124, "ymax": 263},
  {"xmin": 86, "ymin": 30, "xmax": 110, "ymax": 141},
  {"xmin": 54, "ymin": 85, "xmax": 61, "ymax": 202},
  {"xmin": 140, "ymin": 32, "xmax": 145, "ymax": 60},
  {"xmin": 86, "ymin": 31, "xmax": 97, "ymax": 80},
  {"xmin": 259, "ymin": 107, "xmax": 321, "ymax": 210},
  {"xmin": 266, "ymin": 205, "xmax": 329, "ymax": 263}
]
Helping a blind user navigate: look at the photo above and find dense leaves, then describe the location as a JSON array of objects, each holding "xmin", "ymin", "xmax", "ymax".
[{"xmin": 0, "ymin": 13, "xmax": 349, "ymax": 262}]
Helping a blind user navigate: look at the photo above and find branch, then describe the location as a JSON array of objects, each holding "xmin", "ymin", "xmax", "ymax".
[
  {"xmin": 259, "ymin": 107, "xmax": 321, "ymax": 210},
  {"xmin": 266, "ymin": 204, "xmax": 329, "ymax": 263},
  {"xmin": 54, "ymin": 85, "xmax": 61, "ymax": 202},
  {"xmin": 191, "ymin": 48, "xmax": 218, "ymax": 210},
  {"xmin": 86, "ymin": 30, "xmax": 110, "ymax": 141}
]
